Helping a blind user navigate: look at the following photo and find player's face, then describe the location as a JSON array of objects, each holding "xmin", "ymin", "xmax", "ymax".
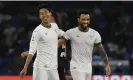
[
  {"xmin": 78, "ymin": 14, "xmax": 90, "ymax": 30},
  {"xmin": 39, "ymin": 8, "xmax": 51, "ymax": 24}
]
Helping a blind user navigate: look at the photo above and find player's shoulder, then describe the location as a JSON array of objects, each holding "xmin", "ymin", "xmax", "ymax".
[
  {"xmin": 50, "ymin": 22, "xmax": 58, "ymax": 28},
  {"xmin": 89, "ymin": 28, "xmax": 99, "ymax": 33},
  {"xmin": 89, "ymin": 28, "xmax": 100, "ymax": 36},
  {"xmin": 66, "ymin": 27, "xmax": 77, "ymax": 32},
  {"xmin": 51, "ymin": 22, "xmax": 58, "ymax": 26},
  {"xmin": 33, "ymin": 24, "xmax": 42, "ymax": 32}
]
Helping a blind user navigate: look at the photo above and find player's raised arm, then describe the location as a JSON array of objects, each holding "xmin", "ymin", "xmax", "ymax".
[{"xmin": 20, "ymin": 30, "xmax": 39, "ymax": 78}]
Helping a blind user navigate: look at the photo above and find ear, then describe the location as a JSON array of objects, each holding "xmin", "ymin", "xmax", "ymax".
[{"xmin": 77, "ymin": 18, "xmax": 80, "ymax": 23}]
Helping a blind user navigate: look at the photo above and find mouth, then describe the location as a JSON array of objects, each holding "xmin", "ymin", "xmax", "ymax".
[
  {"xmin": 83, "ymin": 24, "xmax": 88, "ymax": 27},
  {"xmin": 43, "ymin": 17, "xmax": 48, "ymax": 20},
  {"xmin": 42, "ymin": 17, "xmax": 49, "ymax": 22}
]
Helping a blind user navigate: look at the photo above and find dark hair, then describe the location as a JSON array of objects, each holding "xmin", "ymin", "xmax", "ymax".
[
  {"xmin": 50, "ymin": 10, "xmax": 57, "ymax": 18},
  {"xmin": 37, "ymin": 4, "xmax": 51, "ymax": 12},
  {"xmin": 77, "ymin": 10, "xmax": 90, "ymax": 18}
]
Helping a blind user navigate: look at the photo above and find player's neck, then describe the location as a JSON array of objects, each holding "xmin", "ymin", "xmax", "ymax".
[
  {"xmin": 41, "ymin": 22, "xmax": 51, "ymax": 29},
  {"xmin": 78, "ymin": 26, "xmax": 89, "ymax": 32}
]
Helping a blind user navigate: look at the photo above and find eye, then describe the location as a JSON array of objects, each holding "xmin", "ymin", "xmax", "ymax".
[
  {"xmin": 87, "ymin": 19, "xmax": 90, "ymax": 21},
  {"xmin": 40, "ymin": 12, "xmax": 43, "ymax": 15},
  {"xmin": 81, "ymin": 19, "xmax": 85, "ymax": 21}
]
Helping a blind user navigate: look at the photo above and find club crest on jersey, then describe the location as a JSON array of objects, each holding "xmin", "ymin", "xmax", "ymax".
[
  {"xmin": 76, "ymin": 35, "xmax": 80, "ymax": 37},
  {"xmin": 44, "ymin": 65, "xmax": 47, "ymax": 67}
]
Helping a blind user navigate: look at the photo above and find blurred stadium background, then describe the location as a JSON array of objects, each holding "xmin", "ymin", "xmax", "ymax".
[{"xmin": 0, "ymin": 1, "xmax": 133, "ymax": 80}]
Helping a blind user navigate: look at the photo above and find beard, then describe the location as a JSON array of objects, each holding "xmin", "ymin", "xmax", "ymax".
[{"xmin": 80, "ymin": 24, "xmax": 89, "ymax": 30}]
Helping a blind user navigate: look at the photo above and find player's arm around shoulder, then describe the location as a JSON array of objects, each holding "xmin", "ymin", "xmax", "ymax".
[
  {"xmin": 58, "ymin": 28, "xmax": 73, "ymax": 48},
  {"xmin": 52, "ymin": 23, "xmax": 65, "ymax": 38}
]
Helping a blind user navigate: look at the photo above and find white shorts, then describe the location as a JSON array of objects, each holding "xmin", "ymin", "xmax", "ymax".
[
  {"xmin": 71, "ymin": 70, "xmax": 91, "ymax": 80},
  {"xmin": 33, "ymin": 67, "xmax": 59, "ymax": 80}
]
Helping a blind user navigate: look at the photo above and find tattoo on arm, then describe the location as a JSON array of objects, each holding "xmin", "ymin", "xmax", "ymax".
[{"xmin": 95, "ymin": 43, "xmax": 109, "ymax": 65}]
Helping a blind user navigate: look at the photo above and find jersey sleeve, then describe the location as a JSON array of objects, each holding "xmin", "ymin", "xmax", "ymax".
[
  {"xmin": 29, "ymin": 30, "xmax": 40, "ymax": 56},
  {"xmin": 63, "ymin": 29, "xmax": 71, "ymax": 40},
  {"xmin": 54, "ymin": 23, "xmax": 65, "ymax": 38},
  {"xmin": 57, "ymin": 29, "xmax": 65, "ymax": 38},
  {"xmin": 94, "ymin": 31, "xmax": 102, "ymax": 44},
  {"xmin": 52, "ymin": 23, "xmax": 65, "ymax": 37}
]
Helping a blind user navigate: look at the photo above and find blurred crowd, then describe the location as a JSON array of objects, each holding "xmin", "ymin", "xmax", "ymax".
[{"xmin": 0, "ymin": 1, "xmax": 133, "ymax": 75}]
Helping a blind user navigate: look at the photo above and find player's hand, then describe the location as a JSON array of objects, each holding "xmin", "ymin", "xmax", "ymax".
[
  {"xmin": 20, "ymin": 68, "xmax": 27, "ymax": 79},
  {"xmin": 21, "ymin": 52, "xmax": 28, "ymax": 58},
  {"xmin": 105, "ymin": 64, "xmax": 111, "ymax": 76}
]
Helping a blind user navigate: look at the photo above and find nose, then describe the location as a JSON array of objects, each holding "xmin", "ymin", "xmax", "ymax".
[
  {"xmin": 43, "ymin": 14, "xmax": 50, "ymax": 17},
  {"xmin": 42, "ymin": 13, "xmax": 46, "ymax": 16},
  {"xmin": 83, "ymin": 20, "xmax": 89, "ymax": 24},
  {"xmin": 42, "ymin": 14, "xmax": 48, "ymax": 18},
  {"xmin": 83, "ymin": 20, "xmax": 88, "ymax": 23}
]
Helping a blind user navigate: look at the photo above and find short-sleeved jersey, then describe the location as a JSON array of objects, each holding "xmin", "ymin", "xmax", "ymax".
[
  {"xmin": 29, "ymin": 23, "xmax": 64, "ymax": 70},
  {"xmin": 63, "ymin": 27, "xmax": 101, "ymax": 73}
]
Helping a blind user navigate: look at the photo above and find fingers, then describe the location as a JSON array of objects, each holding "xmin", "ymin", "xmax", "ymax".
[
  {"xmin": 106, "ymin": 71, "xmax": 110, "ymax": 76},
  {"xmin": 20, "ymin": 72, "xmax": 24, "ymax": 79},
  {"xmin": 20, "ymin": 71, "xmax": 26, "ymax": 79},
  {"xmin": 21, "ymin": 53, "xmax": 26, "ymax": 58},
  {"xmin": 105, "ymin": 65, "xmax": 111, "ymax": 77},
  {"xmin": 106, "ymin": 68, "xmax": 111, "ymax": 76},
  {"xmin": 21, "ymin": 52, "xmax": 28, "ymax": 58},
  {"xmin": 21, "ymin": 53, "xmax": 25, "ymax": 58}
]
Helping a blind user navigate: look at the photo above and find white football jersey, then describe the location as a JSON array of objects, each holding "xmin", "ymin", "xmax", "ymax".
[
  {"xmin": 63, "ymin": 27, "xmax": 101, "ymax": 73},
  {"xmin": 29, "ymin": 23, "xmax": 64, "ymax": 70}
]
